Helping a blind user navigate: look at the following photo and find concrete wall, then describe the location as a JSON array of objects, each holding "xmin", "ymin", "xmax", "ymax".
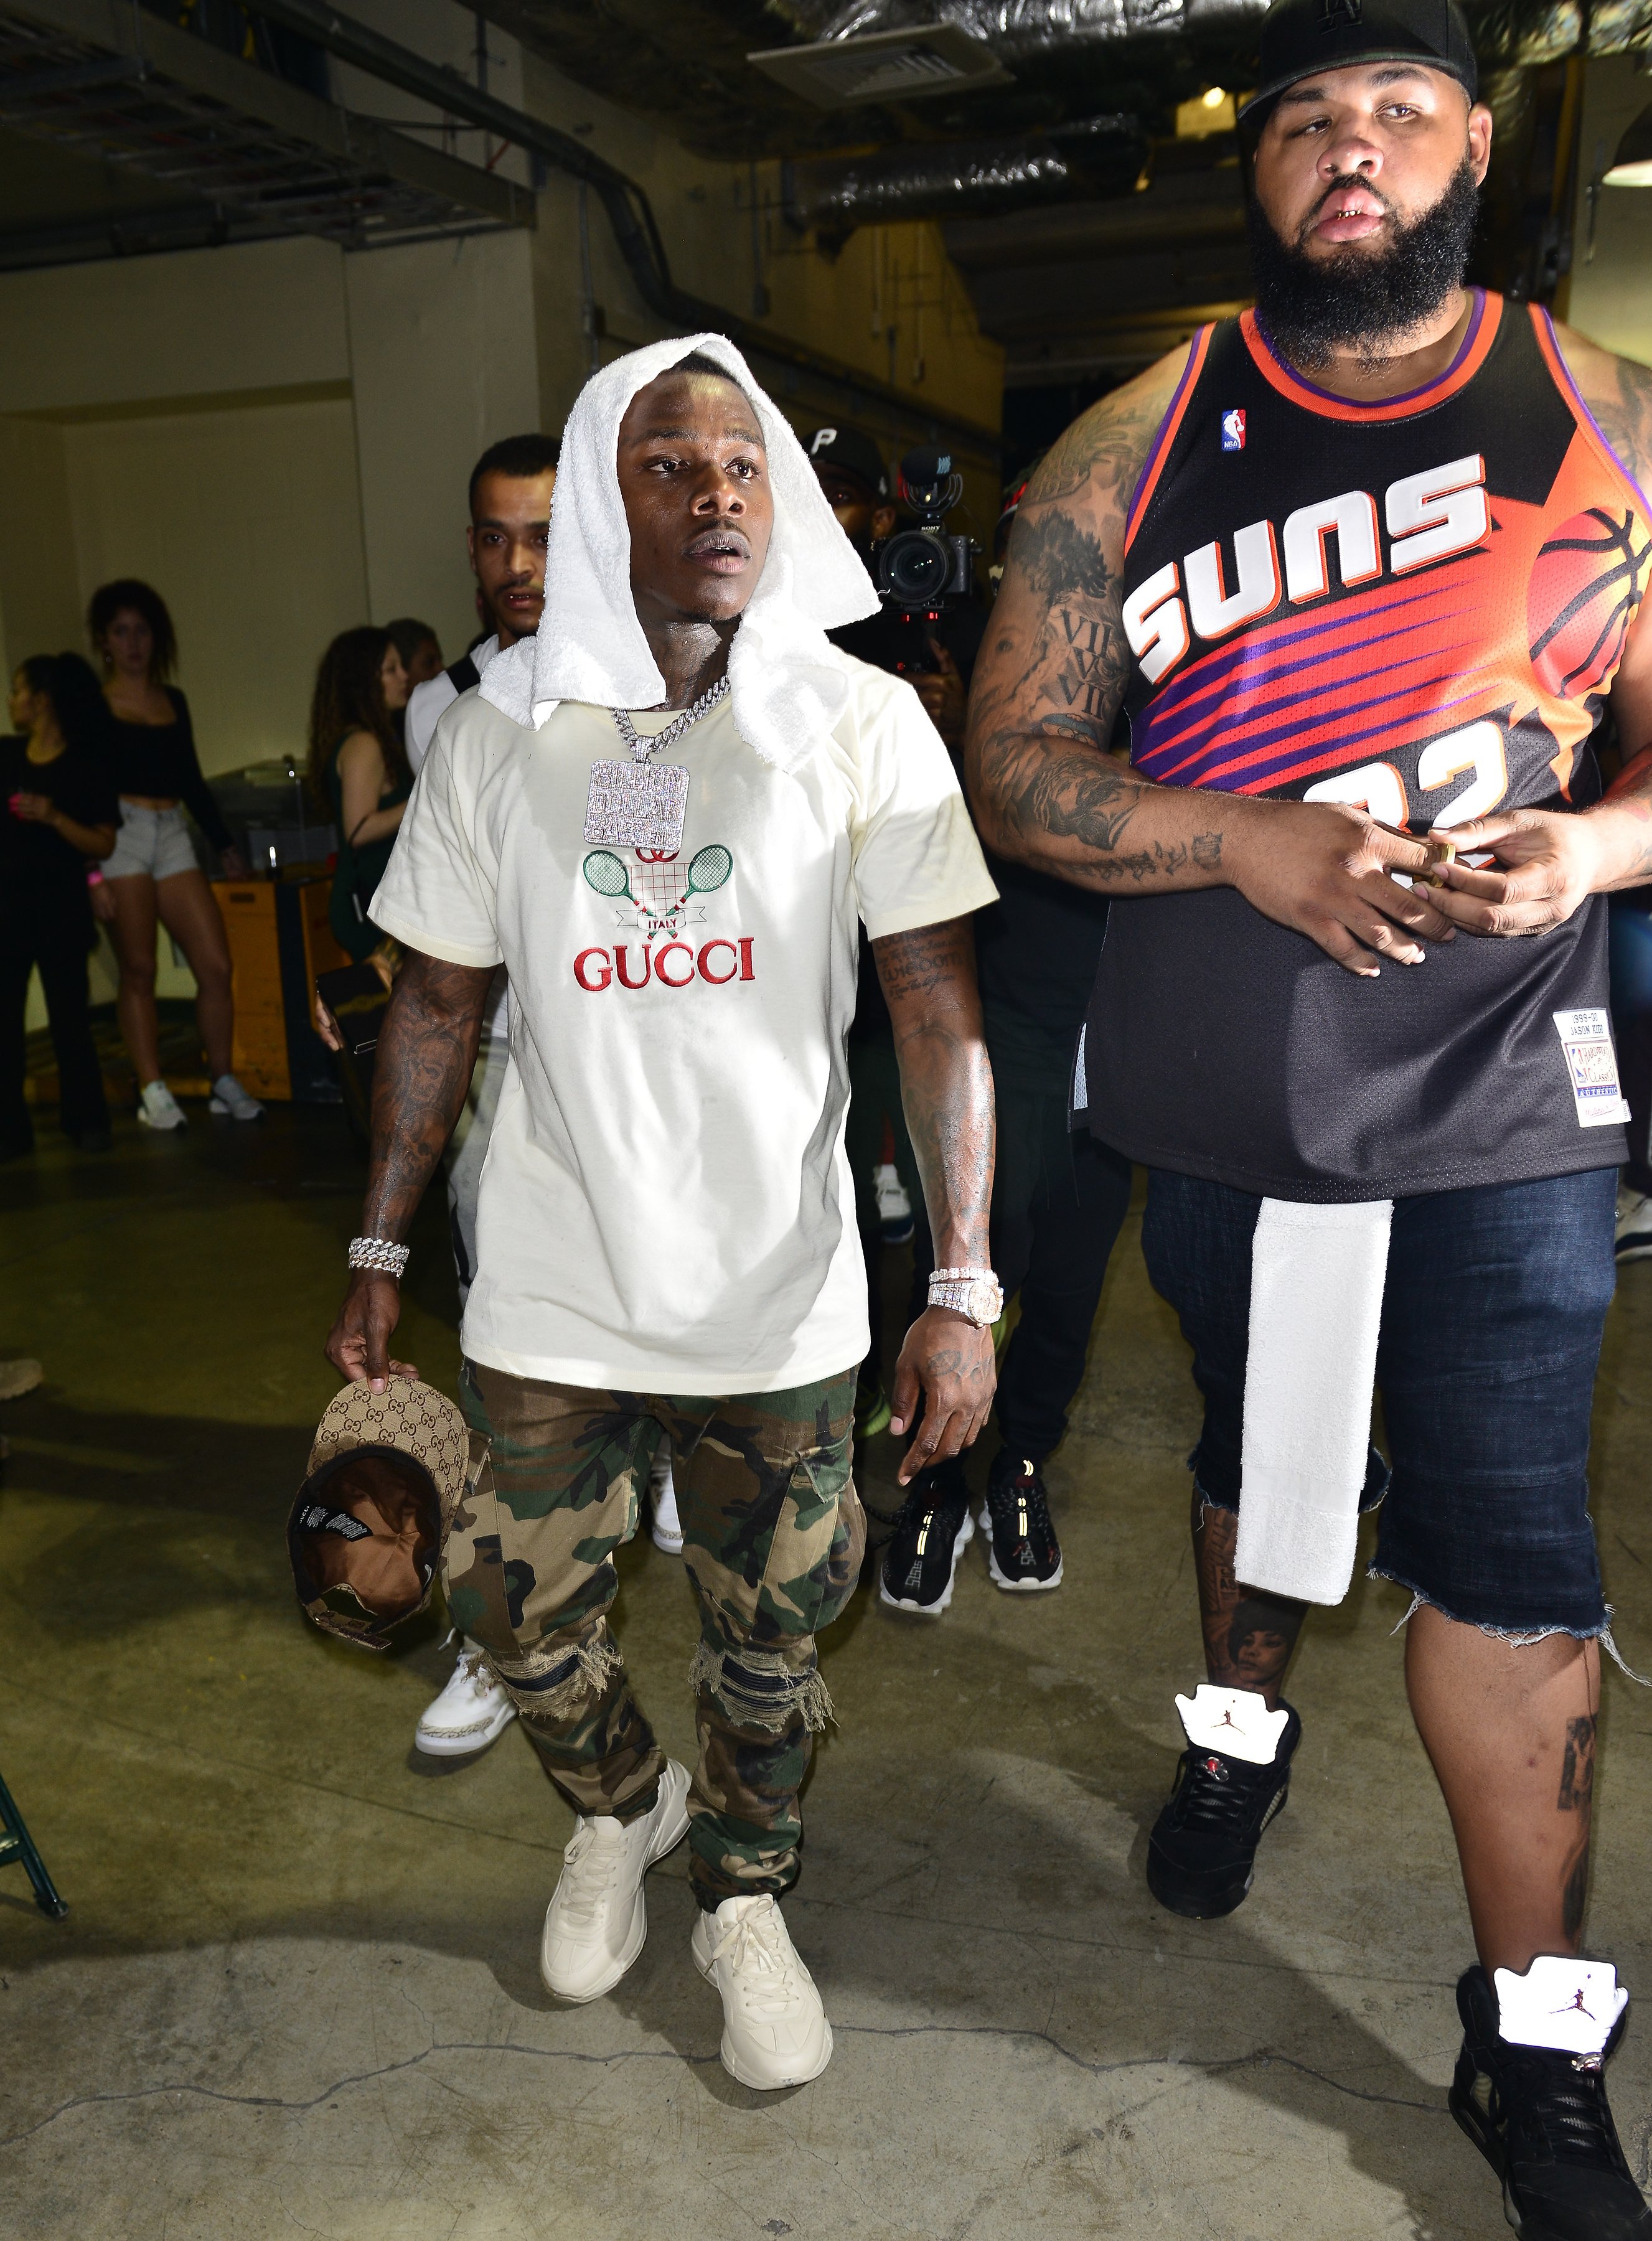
[{"xmin": 1566, "ymin": 57, "xmax": 1652, "ymax": 370}]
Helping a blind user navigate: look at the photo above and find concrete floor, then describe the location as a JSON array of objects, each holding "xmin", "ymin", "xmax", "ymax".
[{"xmin": 2, "ymin": 1104, "xmax": 1651, "ymax": 2241}]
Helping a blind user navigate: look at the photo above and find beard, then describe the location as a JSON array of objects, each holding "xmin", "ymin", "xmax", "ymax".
[{"xmin": 1246, "ymin": 156, "xmax": 1481, "ymax": 372}]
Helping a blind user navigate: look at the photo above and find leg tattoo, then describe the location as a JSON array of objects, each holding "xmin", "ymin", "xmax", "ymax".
[
  {"xmin": 1557, "ymin": 1712, "xmax": 1595, "ymax": 1947},
  {"xmin": 1191, "ymin": 1490, "xmax": 1307, "ymax": 1709}
]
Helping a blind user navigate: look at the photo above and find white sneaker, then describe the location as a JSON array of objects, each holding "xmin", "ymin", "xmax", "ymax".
[
  {"xmin": 692, "ymin": 1893, "xmax": 833, "ymax": 2090},
  {"xmin": 136, "ymin": 1080, "xmax": 187, "ymax": 1130},
  {"xmin": 540, "ymin": 1759, "xmax": 691, "ymax": 2003},
  {"xmin": 650, "ymin": 1447, "xmax": 683, "ymax": 1555},
  {"xmin": 0, "ymin": 1358, "xmax": 43, "ymax": 1402},
  {"xmin": 1617, "ymin": 1185, "xmax": 1652, "ymax": 1264},
  {"xmin": 209, "ymin": 1073, "xmax": 265, "ymax": 1121},
  {"xmin": 414, "ymin": 1637, "xmax": 517, "ymax": 1757}
]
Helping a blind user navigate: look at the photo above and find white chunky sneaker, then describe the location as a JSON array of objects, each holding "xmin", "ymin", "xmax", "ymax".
[
  {"xmin": 691, "ymin": 1893, "xmax": 833, "ymax": 2089},
  {"xmin": 540, "ymin": 1759, "xmax": 691, "ymax": 2003},
  {"xmin": 415, "ymin": 1637, "xmax": 517, "ymax": 1758},
  {"xmin": 650, "ymin": 1447, "xmax": 683, "ymax": 1555},
  {"xmin": 209, "ymin": 1073, "xmax": 265, "ymax": 1120},
  {"xmin": 136, "ymin": 1080, "xmax": 187, "ymax": 1130}
]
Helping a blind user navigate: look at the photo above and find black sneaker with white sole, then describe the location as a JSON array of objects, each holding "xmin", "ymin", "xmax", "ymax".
[
  {"xmin": 1145, "ymin": 1698, "xmax": 1301, "ymax": 1919},
  {"xmin": 982, "ymin": 1452, "xmax": 1063, "ymax": 1592},
  {"xmin": 879, "ymin": 1462, "xmax": 972, "ymax": 1615},
  {"xmin": 1450, "ymin": 1964, "xmax": 1652, "ymax": 2240}
]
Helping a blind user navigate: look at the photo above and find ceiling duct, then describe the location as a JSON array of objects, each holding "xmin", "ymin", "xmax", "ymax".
[
  {"xmin": 765, "ymin": 0, "xmax": 1269, "ymax": 58},
  {"xmin": 748, "ymin": 20, "xmax": 1012, "ymax": 103},
  {"xmin": 785, "ymin": 111, "xmax": 1145, "ymax": 237},
  {"xmin": 773, "ymin": 0, "xmax": 1652, "ymax": 60}
]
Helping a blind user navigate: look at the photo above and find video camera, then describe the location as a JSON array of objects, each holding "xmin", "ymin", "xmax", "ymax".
[{"xmin": 874, "ymin": 447, "xmax": 977, "ymax": 614}]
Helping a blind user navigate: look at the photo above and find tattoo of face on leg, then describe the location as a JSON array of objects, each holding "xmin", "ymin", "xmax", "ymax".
[{"xmin": 1191, "ymin": 1490, "xmax": 1307, "ymax": 1705}]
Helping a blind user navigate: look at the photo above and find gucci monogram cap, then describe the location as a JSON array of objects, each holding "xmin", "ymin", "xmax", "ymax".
[
  {"xmin": 1241, "ymin": 0, "xmax": 1478, "ymax": 128},
  {"xmin": 287, "ymin": 1375, "xmax": 470, "ymax": 1651}
]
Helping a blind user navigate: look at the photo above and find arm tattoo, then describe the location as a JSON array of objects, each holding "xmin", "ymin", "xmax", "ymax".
[
  {"xmin": 1588, "ymin": 353, "xmax": 1652, "ymax": 499},
  {"xmin": 966, "ymin": 345, "xmax": 1241, "ymax": 895},
  {"xmin": 872, "ymin": 920, "xmax": 994, "ymax": 1267},
  {"xmin": 360, "ymin": 950, "xmax": 494, "ymax": 1243}
]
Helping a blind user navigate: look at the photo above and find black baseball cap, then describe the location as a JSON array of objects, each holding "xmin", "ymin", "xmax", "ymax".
[
  {"xmin": 804, "ymin": 424, "xmax": 889, "ymax": 501},
  {"xmin": 1239, "ymin": 0, "xmax": 1478, "ymax": 130}
]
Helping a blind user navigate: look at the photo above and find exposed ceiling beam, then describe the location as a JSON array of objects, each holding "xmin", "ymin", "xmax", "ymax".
[{"xmin": 0, "ymin": 0, "xmax": 532, "ymax": 240}]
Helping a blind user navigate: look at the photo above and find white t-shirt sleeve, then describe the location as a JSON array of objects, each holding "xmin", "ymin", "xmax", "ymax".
[
  {"xmin": 369, "ymin": 723, "xmax": 502, "ymax": 967},
  {"xmin": 848, "ymin": 674, "xmax": 998, "ymax": 941},
  {"xmin": 404, "ymin": 674, "xmax": 457, "ymax": 776}
]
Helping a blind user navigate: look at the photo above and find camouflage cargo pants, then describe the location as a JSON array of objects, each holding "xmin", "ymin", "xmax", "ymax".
[{"xmin": 448, "ymin": 1360, "xmax": 865, "ymax": 1909}]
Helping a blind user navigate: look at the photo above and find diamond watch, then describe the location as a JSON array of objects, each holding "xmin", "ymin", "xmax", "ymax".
[{"xmin": 927, "ymin": 1265, "xmax": 1004, "ymax": 1327}]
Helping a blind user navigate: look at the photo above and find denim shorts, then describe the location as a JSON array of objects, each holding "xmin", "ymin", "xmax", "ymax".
[
  {"xmin": 104, "ymin": 801, "xmax": 199, "ymax": 883},
  {"xmin": 1140, "ymin": 1165, "xmax": 1619, "ymax": 1638}
]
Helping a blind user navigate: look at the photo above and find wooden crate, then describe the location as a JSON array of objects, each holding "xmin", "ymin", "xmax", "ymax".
[{"xmin": 214, "ymin": 880, "xmax": 289, "ymax": 1099}]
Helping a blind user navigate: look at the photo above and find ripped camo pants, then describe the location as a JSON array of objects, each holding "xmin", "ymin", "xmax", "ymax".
[{"xmin": 447, "ymin": 1360, "xmax": 865, "ymax": 1909}]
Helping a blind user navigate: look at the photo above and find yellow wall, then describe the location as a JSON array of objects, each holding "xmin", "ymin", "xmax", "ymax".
[
  {"xmin": 60, "ymin": 394, "xmax": 369, "ymax": 776},
  {"xmin": 1567, "ymin": 59, "xmax": 1652, "ymax": 370}
]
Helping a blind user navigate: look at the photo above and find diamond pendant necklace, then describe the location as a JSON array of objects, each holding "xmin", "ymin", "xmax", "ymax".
[{"xmin": 610, "ymin": 673, "xmax": 729, "ymax": 764}]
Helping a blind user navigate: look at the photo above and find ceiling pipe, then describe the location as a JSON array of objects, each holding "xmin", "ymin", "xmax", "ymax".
[
  {"xmin": 786, "ymin": 111, "xmax": 1146, "ymax": 237},
  {"xmin": 769, "ymin": 0, "xmax": 1270, "ymax": 57},
  {"xmin": 774, "ymin": 0, "xmax": 1652, "ymax": 62},
  {"xmin": 236, "ymin": 0, "xmax": 1000, "ymax": 451}
]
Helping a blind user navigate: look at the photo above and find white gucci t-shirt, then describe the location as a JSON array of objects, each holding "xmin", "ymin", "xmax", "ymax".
[{"xmin": 370, "ymin": 659, "xmax": 997, "ymax": 1393}]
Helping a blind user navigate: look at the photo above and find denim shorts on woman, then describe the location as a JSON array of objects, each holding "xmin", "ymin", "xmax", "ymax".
[
  {"xmin": 104, "ymin": 800, "xmax": 199, "ymax": 882},
  {"xmin": 1140, "ymin": 1165, "xmax": 1619, "ymax": 1639}
]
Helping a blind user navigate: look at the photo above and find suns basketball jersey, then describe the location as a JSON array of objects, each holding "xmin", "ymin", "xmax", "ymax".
[{"xmin": 1082, "ymin": 293, "xmax": 1648, "ymax": 1199}]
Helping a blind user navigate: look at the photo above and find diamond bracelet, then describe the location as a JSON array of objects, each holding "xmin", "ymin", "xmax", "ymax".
[{"xmin": 349, "ymin": 1236, "xmax": 410, "ymax": 1277}]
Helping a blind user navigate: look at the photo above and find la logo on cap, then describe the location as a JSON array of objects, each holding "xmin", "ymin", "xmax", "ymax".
[{"xmin": 1319, "ymin": 0, "xmax": 1363, "ymax": 27}]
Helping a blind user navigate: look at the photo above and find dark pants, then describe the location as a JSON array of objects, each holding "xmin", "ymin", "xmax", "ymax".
[
  {"xmin": 844, "ymin": 1026, "xmax": 931, "ymax": 1391},
  {"xmin": 987, "ymin": 1002, "xmax": 1133, "ymax": 1463},
  {"xmin": 0, "ymin": 941, "xmax": 108, "ymax": 1153},
  {"xmin": 1608, "ymin": 895, "xmax": 1652, "ymax": 1195},
  {"xmin": 1141, "ymin": 1165, "xmax": 1618, "ymax": 1637}
]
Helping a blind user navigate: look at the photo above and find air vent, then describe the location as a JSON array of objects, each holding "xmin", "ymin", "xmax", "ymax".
[{"xmin": 747, "ymin": 24, "xmax": 1013, "ymax": 109}]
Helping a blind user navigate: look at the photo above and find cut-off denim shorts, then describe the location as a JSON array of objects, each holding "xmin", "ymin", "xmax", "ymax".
[
  {"xmin": 104, "ymin": 800, "xmax": 199, "ymax": 883},
  {"xmin": 1140, "ymin": 1165, "xmax": 1620, "ymax": 1640}
]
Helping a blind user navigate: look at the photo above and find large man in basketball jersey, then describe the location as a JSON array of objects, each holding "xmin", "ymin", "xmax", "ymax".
[{"xmin": 969, "ymin": 0, "xmax": 1652, "ymax": 2228}]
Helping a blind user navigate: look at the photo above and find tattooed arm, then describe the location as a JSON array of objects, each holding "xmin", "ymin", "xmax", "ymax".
[
  {"xmin": 966, "ymin": 349, "xmax": 1450, "ymax": 976},
  {"xmin": 324, "ymin": 947, "xmax": 494, "ymax": 1389},
  {"xmin": 873, "ymin": 918, "xmax": 997, "ymax": 1483}
]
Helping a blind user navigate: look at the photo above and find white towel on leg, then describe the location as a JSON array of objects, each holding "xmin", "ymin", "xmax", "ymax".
[{"xmin": 1236, "ymin": 1196, "xmax": 1392, "ymax": 1605}]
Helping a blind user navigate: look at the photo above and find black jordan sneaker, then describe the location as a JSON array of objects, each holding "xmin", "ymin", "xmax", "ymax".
[
  {"xmin": 981, "ymin": 1451, "xmax": 1063, "ymax": 1592},
  {"xmin": 1450, "ymin": 1965, "xmax": 1652, "ymax": 2240},
  {"xmin": 879, "ymin": 1460, "xmax": 973, "ymax": 1615},
  {"xmin": 1145, "ymin": 1697, "xmax": 1301, "ymax": 1919}
]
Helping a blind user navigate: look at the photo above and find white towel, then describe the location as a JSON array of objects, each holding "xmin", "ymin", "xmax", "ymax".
[
  {"xmin": 480, "ymin": 332, "xmax": 881, "ymax": 771},
  {"xmin": 1235, "ymin": 1195, "xmax": 1392, "ymax": 1605}
]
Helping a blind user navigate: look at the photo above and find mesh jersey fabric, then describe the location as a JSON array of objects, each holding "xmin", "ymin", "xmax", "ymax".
[{"xmin": 1084, "ymin": 293, "xmax": 1646, "ymax": 1200}]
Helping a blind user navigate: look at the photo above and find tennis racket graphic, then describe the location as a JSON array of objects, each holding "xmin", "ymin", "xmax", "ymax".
[{"xmin": 583, "ymin": 843, "xmax": 733, "ymax": 918}]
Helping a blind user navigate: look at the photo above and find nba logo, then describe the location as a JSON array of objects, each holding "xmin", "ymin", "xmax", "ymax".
[{"xmin": 1221, "ymin": 408, "xmax": 1246, "ymax": 453}]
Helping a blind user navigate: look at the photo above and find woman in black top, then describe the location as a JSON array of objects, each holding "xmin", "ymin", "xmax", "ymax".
[
  {"xmin": 306, "ymin": 627, "xmax": 411, "ymax": 963},
  {"xmin": 1, "ymin": 654, "xmax": 118, "ymax": 1158},
  {"xmin": 91, "ymin": 579, "xmax": 261, "ymax": 1131}
]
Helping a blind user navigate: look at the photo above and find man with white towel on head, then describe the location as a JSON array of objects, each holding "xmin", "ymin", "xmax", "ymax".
[
  {"xmin": 969, "ymin": 0, "xmax": 1652, "ymax": 2226},
  {"xmin": 322, "ymin": 337, "xmax": 999, "ymax": 2090}
]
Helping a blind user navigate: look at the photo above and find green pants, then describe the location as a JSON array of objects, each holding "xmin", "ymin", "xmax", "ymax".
[{"xmin": 447, "ymin": 1361, "xmax": 863, "ymax": 1908}]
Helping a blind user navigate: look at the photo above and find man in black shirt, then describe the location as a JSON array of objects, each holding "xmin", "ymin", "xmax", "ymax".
[{"xmin": 812, "ymin": 433, "xmax": 1130, "ymax": 1612}]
